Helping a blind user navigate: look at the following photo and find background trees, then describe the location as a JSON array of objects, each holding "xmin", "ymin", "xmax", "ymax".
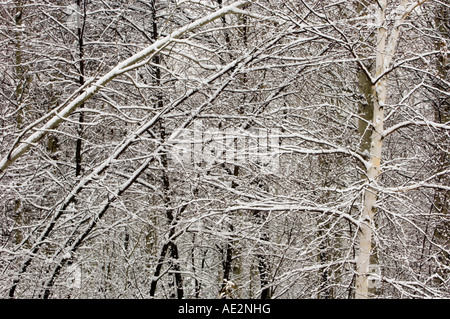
[{"xmin": 1, "ymin": 0, "xmax": 449, "ymax": 299}]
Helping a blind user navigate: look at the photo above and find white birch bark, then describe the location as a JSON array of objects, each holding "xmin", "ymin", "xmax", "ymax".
[{"xmin": 355, "ymin": 0, "xmax": 430, "ymax": 299}]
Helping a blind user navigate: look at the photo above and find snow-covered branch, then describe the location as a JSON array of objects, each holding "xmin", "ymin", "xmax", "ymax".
[{"xmin": 0, "ymin": 0, "xmax": 252, "ymax": 174}]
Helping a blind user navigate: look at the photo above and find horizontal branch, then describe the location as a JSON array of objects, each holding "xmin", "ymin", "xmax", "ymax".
[{"xmin": 382, "ymin": 120, "xmax": 450, "ymax": 138}]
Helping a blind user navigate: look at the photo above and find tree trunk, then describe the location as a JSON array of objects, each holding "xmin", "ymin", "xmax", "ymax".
[
  {"xmin": 355, "ymin": 0, "xmax": 387, "ymax": 299},
  {"xmin": 355, "ymin": 0, "xmax": 424, "ymax": 298},
  {"xmin": 75, "ymin": 0, "xmax": 85, "ymax": 177}
]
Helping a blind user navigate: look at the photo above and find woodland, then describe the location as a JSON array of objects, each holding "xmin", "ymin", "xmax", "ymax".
[{"xmin": 0, "ymin": 0, "xmax": 449, "ymax": 299}]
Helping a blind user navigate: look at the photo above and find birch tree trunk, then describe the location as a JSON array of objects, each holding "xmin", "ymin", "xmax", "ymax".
[
  {"xmin": 355, "ymin": 0, "xmax": 385, "ymax": 298},
  {"xmin": 355, "ymin": 0, "xmax": 430, "ymax": 299}
]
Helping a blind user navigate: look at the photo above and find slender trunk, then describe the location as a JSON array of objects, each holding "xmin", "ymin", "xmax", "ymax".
[
  {"xmin": 75, "ymin": 0, "xmax": 85, "ymax": 177},
  {"xmin": 219, "ymin": 165, "xmax": 239, "ymax": 298},
  {"xmin": 318, "ymin": 229, "xmax": 330, "ymax": 299},
  {"xmin": 149, "ymin": 241, "xmax": 170, "ymax": 297},
  {"xmin": 217, "ymin": 2, "xmax": 238, "ymax": 295},
  {"xmin": 429, "ymin": 5, "xmax": 450, "ymax": 284},
  {"xmin": 148, "ymin": 1, "xmax": 183, "ymax": 298},
  {"xmin": 355, "ymin": 0, "xmax": 387, "ymax": 299},
  {"xmin": 12, "ymin": 0, "xmax": 26, "ymax": 262},
  {"xmin": 14, "ymin": 0, "xmax": 25, "ymax": 129},
  {"xmin": 191, "ymin": 234, "xmax": 202, "ymax": 298},
  {"xmin": 160, "ymin": 122, "xmax": 183, "ymax": 299},
  {"xmin": 41, "ymin": 1, "xmax": 86, "ymax": 297},
  {"xmin": 220, "ymin": 223, "xmax": 234, "ymax": 298},
  {"xmin": 149, "ymin": 204, "xmax": 187, "ymax": 298},
  {"xmin": 254, "ymin": 209, "xmax": 272, "ymax": 299},
  {"xmin": 168, "ymin": 241, "xmax": 184, "ymax": 299}
]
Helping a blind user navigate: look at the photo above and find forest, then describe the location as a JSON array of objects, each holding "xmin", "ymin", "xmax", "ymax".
[{"xmin": 0, "ymin": 0, "xmax": 449, "ymax": 299}]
